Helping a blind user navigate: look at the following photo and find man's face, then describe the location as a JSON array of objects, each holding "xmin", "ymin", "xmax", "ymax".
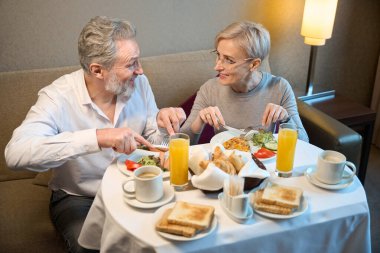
[{"xmin": 104, "ymin": 39, "xmax": 142, "ymax": 96}]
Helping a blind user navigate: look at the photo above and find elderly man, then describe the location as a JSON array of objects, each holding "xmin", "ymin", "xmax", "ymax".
[{"xmin": 5, "ymin": 16, "xmax": 185, "ymax": 253}]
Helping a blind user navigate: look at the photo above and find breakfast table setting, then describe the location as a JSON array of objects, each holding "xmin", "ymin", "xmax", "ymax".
[{"xmin": 78, "ymin": 129, "xmax": 371, "ymax": 253}]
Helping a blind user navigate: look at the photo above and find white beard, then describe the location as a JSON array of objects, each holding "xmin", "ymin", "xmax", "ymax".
[{"xmin": 105, "ymin": 72, "xmax": 135, "ymax": 97}]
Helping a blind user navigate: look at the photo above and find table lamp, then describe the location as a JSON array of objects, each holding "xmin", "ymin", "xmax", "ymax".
[{"xmin": 300, "ymin": 0, "xmax": 338, "ymax": 100}]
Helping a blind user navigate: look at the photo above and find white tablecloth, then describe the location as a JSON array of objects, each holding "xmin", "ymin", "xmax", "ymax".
[{"xmin": 78, "ymin": 140, "xmax": 371, "ymax": 253}]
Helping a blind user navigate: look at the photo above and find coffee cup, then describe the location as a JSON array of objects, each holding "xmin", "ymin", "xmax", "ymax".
[
  {"xmin": 315, "ymin": 150, "xmax": 356, "ymax": 185},
  {"xmin": 122, "ymin": 165, "xmax": 163, "ymax": 202}
]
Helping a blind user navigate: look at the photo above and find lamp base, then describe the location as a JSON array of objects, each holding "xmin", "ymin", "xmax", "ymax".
[{"xmin": 298, "ymin": 90, "xmax": 335, "ymax": 102}]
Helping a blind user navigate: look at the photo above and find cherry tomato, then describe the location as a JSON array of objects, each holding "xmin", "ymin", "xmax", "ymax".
[
  {"xmin": 125, "ymin": 160, "xmax": 142, "ymax": 171},
  {"xmin": 254, "ymin": 147, "xmax": 276, "ymax": 159}
]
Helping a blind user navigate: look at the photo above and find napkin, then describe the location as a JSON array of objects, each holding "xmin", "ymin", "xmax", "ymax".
[{"xmin": 190, "ymin": 144, "xmax": 270, "ymax": 191}]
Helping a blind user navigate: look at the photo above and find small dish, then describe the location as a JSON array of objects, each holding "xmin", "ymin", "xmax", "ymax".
[
  {"xmin": 117, "ymin": 150, "xmax": 170, "ymax": 179},
  {"xmin": 152, "ymin": 202, "xmax": 218, "ymax": 241},
  {"xmin": 218, "ymin": 193, "xmax": 253, "ymax": 223},
  {"xmin": 123, "ymin": 182, "xmax": 175, "ymax": 209},
  {"xmin": 253, "ymin": 195, "xmax": 308, "ymax": 219},
  {"xmin": 304, "ymin": 167, "xmax": 354, "ymax": 190}
]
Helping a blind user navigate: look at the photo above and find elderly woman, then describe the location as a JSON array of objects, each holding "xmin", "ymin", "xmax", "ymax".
[{"xmin": 180, "ymin": 21, "xmax": 308, "ymax": 144}]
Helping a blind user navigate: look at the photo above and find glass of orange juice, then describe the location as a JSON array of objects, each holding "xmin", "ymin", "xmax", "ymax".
[
  {"xmin": 276, "ymin": 123, "xmax": 298, "ymax": 177},
  {"xmin": 169, "ymin": 133, "xmax": 189, "ymax": 190}
]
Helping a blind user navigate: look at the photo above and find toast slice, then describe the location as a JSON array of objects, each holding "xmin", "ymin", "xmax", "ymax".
[
  {"xmin": 156, "ymin": 208, "xmax": 197, "ymax": 237},
  {"xmin": 260, "ymin": 184, "xmax": 303, "ymax": 209},
  {"xmin": 167, "ymin": 201, "xmax": 215, "ymax": 230},
  {"xmin": 254, "ymin": 190, "xmax": 293, "ymax": 215}
]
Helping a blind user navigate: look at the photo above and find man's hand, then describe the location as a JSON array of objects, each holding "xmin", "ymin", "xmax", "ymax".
[
  {"xmin": 96, "ymin": 128, "xmax": 152, "ymax": 154},
  {"xmin": 262, "ymin": 103, "xmax": 288, "ymax": 127},
  {"xmin": 157, "ymin": 107, "xmax": 186, "ymax": 135}
]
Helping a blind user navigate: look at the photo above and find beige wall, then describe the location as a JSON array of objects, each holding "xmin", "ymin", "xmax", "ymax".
[{"xmin": 0, "ymin": 0, "xmax": 379, "ymax": 105}]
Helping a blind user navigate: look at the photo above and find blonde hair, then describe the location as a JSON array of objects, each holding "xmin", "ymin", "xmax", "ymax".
[
  {"xmin": 215, "ymin": 21, "xmax": 270, "ymax": 60},
  {"xmin": 78, "ymin": 16, "xmax": 136, "ymax": 73}
]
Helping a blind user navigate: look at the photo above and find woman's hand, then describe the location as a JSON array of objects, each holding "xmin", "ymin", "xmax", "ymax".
[
  {"xmin": 262, "ymin": 103, "xmax": 288, "ymax": 127},
  {"xmin": 199, "ymin": 106, "xmax": 225, "ymax": 129},
  {"xmin": 191, "ymin": 106, "xmax": 225, "ymax": 134}
]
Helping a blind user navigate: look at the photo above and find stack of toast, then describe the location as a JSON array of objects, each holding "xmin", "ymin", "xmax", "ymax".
[
  {"xmin": 156, "ymin": 201, "xmax": 215, "ymax": 237},
  {"xmin": 253, "ymin": 184, "xmax": 303, "ymax": 215}
]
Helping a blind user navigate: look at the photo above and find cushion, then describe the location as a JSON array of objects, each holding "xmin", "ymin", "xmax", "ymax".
[
  {"xmin": 0, "ymin": 179, "xmax": 66, "ymax": 252},
  {"xmin": 32, "ymin": 170, "xmax": 52, "ymax": 187},
  {"xmin": 179, "ymin": 92, "xmax": 215, "ymax": 144},
  {"xmin": 0, "ymin": 66, "xmax": 80, "ymax": 182}
]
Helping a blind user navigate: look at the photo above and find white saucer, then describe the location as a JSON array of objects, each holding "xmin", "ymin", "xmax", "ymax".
[
  {"xmin": 123, "ymin": 182, "xmax": 175, "ymax": 209},
  {"xmin": 152, "ymin": 202, "xmax": 218, "ymax": 241},
  {"xmin": 218, "ymin": 193, "xmax": 253, "ymax": 223},
  {"xmin": 304, "ymin": 167, "xmax": 354, "ymax": 190}
]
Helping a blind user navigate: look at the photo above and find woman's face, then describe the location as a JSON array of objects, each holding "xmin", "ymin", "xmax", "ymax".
[{"xmin": 214, "ymin": 39, "xmax": 253, "ymax": 87}]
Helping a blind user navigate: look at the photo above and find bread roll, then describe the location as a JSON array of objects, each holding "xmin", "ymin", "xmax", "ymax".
[
  {"xmin": 228, "ymin": 151, "xmax": 245, "ymax": 173},
  {"xmin": 213, "ymin": 159, "xmax": 236, "ymax": 175},
  {"xmin": 213, "ymin": 146, "xmax": 228, "ymax": 161}
]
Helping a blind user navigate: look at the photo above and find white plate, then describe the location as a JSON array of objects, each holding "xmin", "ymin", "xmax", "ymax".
[
  {"xmin": 304, "ymin": 167, "xmax": 354, "ymax": 190},
  {"xmin": 153, "ymin": 202, "xmax": 218, "ymax": 241},
  {"xmin": 218, "ymin": 193, "xmax": 253, "ymax": 223},
  {"xmin": 253, "ymin": 196, "xmax": 308, "ymax": 219},
  {"xmin": 123, "ymin": 182, "xmax": 175, "ymax": 209},
  {"xmin": 210, "ymin": 131, "xmax": 277, "ymax": 162},
  {"xmin": 210, "ymin": 131, "xmax": 239, "ymax": 147},
  {"xmin": 117, "ymin": 149, "xmax": 170, "ymax": 178},
  {"xmin": 253, "ymin": 153, "xmax": 276, "ymax": 162}
]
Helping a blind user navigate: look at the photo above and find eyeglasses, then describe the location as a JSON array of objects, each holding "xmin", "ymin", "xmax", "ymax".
[
  {"xmin": 127, "ymin": 59, "xmax": 141, "ymax": 71},
  {"xmin": 211, "ymin": 49, "xmax": 255, "ymax": 68}
]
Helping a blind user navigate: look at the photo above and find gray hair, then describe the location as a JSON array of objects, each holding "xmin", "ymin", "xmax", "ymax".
[
  {"xmin": 78, "ymin": 16, "xmax": 137, "ymax": 73},
  {"xmin": 215, "ymin": 21, "xmax": 270, "ymax": 61}
]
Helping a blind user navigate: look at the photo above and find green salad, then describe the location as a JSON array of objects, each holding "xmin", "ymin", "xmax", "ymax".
[
  {"xmin": 136, "ymin": 155, "xmax": 169, "ymax": 171},
  {"xmin": 137, "ymin": 155, "xmax": 160, "ymax": 166},
  {"xmin": 251, "ymin": 129, "xmax": 278, "ymax": 151}
]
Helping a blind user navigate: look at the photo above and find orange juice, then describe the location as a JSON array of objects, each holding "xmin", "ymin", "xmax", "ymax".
[
  {"xmin": 169, "ymin": 135, "xmax": 189, "ymax": 188},
  {"xmin": 276, "ymin": 126, "xmax": 298, "ymax": 176}
]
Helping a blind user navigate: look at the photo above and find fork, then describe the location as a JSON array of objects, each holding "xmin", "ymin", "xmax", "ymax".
[
  {"xmin": 242, "ymin": 125, "xmax": 263, "ymax": 139},
  {"xmin": 160, "ymin": 136, "xmax": 170, "ymax": 147}
]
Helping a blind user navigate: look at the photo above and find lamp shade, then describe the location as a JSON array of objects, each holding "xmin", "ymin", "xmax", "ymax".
[{"xmin": 301, "ymin": 0, "xmax": 338, "ymax": 46}]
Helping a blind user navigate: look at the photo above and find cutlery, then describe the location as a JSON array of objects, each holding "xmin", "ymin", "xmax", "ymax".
[
  {"xmin": 220, "ymin": 124, "xmax": 245, "ymax": 135},
  {"xmin": 251, "ymin": 154, "xmax": 267, "ymax": 171},
  {"xmin": 160, "ymin": 136, "xmax": 170, "ymax": 147}
]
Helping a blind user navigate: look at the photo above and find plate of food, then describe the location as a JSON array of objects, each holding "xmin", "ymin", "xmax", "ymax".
[
  {"xmin": 210, "ymin": 130, "xmax": 278, "ymax": 162},
  {"xmin": 154, "ymin": 201, "xmax": 217, "ymax": 241},
  {"xmin": 250, "ymin": 183, "xmax": 308, "ymax": 219},
  {"xmin": 117, "ymin": 148, "xmax": 169, "ymax": 178}
]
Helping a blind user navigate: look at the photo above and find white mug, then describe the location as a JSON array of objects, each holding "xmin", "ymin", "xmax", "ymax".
[
  {"xmin": 122, "ymin": 166, "xmax": 163, "ymax": 203},
  {"xmin": 316, "ymin": 150, "xmax": 356, "ymax": 185}
]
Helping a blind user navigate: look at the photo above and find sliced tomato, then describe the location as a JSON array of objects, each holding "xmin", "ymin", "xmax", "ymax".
[
  {"xmin": 254, "ymin": 147, "xmax": 276, "ymax": 159},
  {"xmin": 125, "ymin": 160, "xmax": 142, "ymax": 171}
]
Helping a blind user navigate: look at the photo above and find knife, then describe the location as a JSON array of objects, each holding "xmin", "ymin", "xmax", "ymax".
[
  {"xmin": 251, "ymin": 154, "xmax": 267, "ymax": 171},
  {"xmin": 220, "ymin": 124, "xmax": 245, "ymax": 135}
]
